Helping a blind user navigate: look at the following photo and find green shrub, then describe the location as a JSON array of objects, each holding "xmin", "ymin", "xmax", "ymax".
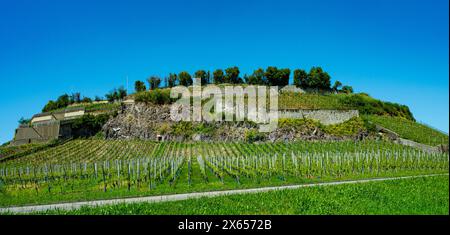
[
  {"xmin": 322, "ymin": 117, "xmax": 366, "ymax": 136},
  {"xmin": 172, "ymin": 122, "xmax": 194, "ymax": 138},
  {"xmin": 71, "ymin": 114, "xmax": 111, "ymax": 137},
  {"xmin": 157, "ymin": 123, "xmax": 172, "ymax": 135},
  {"xmin": 244, "ymin": 129, "xmax": 266, "ymax": 142},
  {"xmin": 193, "ymin": 123, "xmax": 214, "ymax": 135},
  {"xmin": 278, "ymin": 118, "xmax": 321, "ymax": 130},
  {"xmin": 134, "ymin": 89, "xmax": 175, "ymax": 105}
]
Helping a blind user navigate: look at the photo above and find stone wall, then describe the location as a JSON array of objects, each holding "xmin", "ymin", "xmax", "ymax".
[{"xmin": 278, "ymin": 109, "xmax": 359, "ymax": 125}]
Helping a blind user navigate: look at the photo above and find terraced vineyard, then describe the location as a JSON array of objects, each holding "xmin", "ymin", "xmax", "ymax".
[
  {"xmin": 0, "ymin": 139, "xmax": 448, "ymax": 207},
  {"xmin": 364, "ymin": 115, "xmax": 449, "ymax": 146}
]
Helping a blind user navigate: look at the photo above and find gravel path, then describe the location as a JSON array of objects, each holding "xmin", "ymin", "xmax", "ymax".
[{"xmin": 1, "ymin": 173, "xmax": 447, "ymax": 214}]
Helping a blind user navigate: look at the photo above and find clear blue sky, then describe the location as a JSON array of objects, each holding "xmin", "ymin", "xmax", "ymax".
[{"xmin": 0, "ymin": 0, "xmax": 448, "ymax": 144}]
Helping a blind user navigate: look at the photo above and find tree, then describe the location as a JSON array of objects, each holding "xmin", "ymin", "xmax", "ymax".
[
  {"xmin": 265, "ymin": 66, "xmax": 278, "ymax": 86},
  {"xmin": 247, "ymin": 68, "xmax": 266, "ymax": 85},
  {"xmin": 94, "ymin": 96, "xmax": 102, "ymax": 102},
  {"xmin": 293, "ymin": 69, "xmax": 308, "ymax": 88},
  {"xmin": 135, "ymin": 80, "xmax": 146, "ymax": 93},
  {"xmin": 56, "ymin": 94, "xmax": 70, "ymax": 108},
  {"xmin": 265, "ymin": 66, "xmax": 290, "ymax": 86},
  {"xmin": 308, "ymin": 67, "xmax": 331, "ymax": 90},
  {"xmin": 332, "ymin": 81, "xmax": 342, "ymax": 92},
  {"xmin": 168, "ymin": 73, "xmax": 178, "ymax": 87},
  {"xmin": 117, "ymin": 86, "xmax": 127, "ymax": 99},
  {"xmin": 341, "ymin": 85, "xmax": 353, "ymax": 94},
  {"xmin": 42, "ymin": 93, "xmax": 72, "ymax": 112},
  {"xmin": 278, "ymin": 68, "xmax": 290, "ymax": 86},
  {"xmin": 194, "ymin": 70, "xmax": 208, "ymax": 85},
  {"xmin": 42, "ymin": 100, "xmax": 57, "ymax": 112},
  {"xmin": 106, "ymin": 87, "xmax": 127, "ymax": 102},
  {"xmin": 81, "ymin": 97, "xmax": 92, "ymax": 103},
  {"xmin": 18, "ymin": 117, "xmax": 30, "ymax": 125},
  {"xmin": 224, "ymin": 66, "xmax": 240, "ymax": 84},
  {"xmin": 106, "ymin": 89, "xmax": 118, "ymax": 102},
  {"xmin": 147, "ymin": 76, "xmax": 161, "ymax": 90},
  {"xmin": 178, "ymin": 71, "xmax": 192, "ymax": 86},
  {"xmin": 213, "ymin": 69, "xmax": 224, "ymax": 84},
  {"xmin": 70, "ymin": 92, "xmax": 81, "ymax": 104}
]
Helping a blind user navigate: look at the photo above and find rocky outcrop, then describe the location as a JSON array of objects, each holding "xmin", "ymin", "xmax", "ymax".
[
  {"xmin": 103, "ymin": 103, "xmax": 171, "ymax": 139},
  {"xmin": 102, "ymin": 103, "xmax": 368, "ymax": 142}
]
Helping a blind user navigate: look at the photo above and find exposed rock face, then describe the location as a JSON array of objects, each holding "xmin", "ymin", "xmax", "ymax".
[
  {"xmin": 102, "ymin": 103, "xmax": 367, "ymax": 142},
  {"xmin": 103, "ymin": 103, "xmax": 171, "ymax": 140}
]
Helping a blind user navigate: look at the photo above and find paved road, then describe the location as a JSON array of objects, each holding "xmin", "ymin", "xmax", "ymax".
[{"xmin": 1, "ymin": 173, "xmax": 447, "ymax": 214}]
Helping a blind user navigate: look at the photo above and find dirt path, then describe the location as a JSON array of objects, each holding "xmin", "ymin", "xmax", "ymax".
[{"xmin": 1, "ymin": 173, "xmax": 447, "ymax": 214}]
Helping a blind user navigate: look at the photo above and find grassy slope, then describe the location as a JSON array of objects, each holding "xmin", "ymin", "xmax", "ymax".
[
  {"xmin": 32, "ymin": 175, "xmax": 449, "ymax": 215},
  {"xmin": 364, "ymin": 115, "xmax": 449, "ymax": 146}
]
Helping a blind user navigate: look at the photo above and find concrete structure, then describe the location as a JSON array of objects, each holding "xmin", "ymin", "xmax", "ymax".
[{"xmin": 11, "ymin": 107, "xmax": 85, "ymax": 146}]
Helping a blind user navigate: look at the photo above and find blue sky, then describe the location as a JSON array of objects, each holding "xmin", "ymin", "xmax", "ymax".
[{"xmin": 0, "ymin": 0, "xmax": 448, "ymax": 144}]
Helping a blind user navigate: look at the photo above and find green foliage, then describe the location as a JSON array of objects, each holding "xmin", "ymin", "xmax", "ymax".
[
  {"xmin": 42, "ymin": 94, "xmax": 71, "ymax": 112},
  {"xmin": 246, "ymin": 68, "xmax": 266, "ymax": 85},
  {"xmin": 341, "ymin": 85, "xmax": 353, "ymax": 94},
  {"xmin": 178, "ymin": 71, "xmax": 192, "ymax": 86},
  {"xmin": 172, "ymin": 122, "xmax": 194, "ymax": 138},
  {"xmin": 156, "ymin": 123, "xmax": 171, "ymax": 135},
  {"xmin": 265, "ymin": 66, "xmax": 290, "ymax": 86},
  {"xmin": 293, "ymin": 69, "xmax": 308, "ymax": 88},
  {"xmin": 71, "ymin": 114, "xmax": 110, "ymax": 137},
  {"xmin": 193, "ymin": 123, "xmax": 215, "ymax": 135},
  {"xmin": 307, "ymin": 66, "xmax": 331, "ymax": 90},
  {"xmin": 134, "ymin": 89, "xmax": 174, "ymax": 105},
  {"xmin": 92, "ymin": 131, "xmax": 105, "ymax": 140},
  {"xmin": 279, "ymin": 92, "xmax": 415, "ymax": 121},
  {"xmin": 338, "ymin": 94, "xmax": 414, "ymax": 120},
  {"xmin": 244, "ymin": 129, "xmax": 266, "ymax": 142},
  {"xmin": 70, "ymin": 93, "xmax": 81, "ymax": 104},
  {"xmin": 18, "ymin": 117, "xmax": 30, "ymax": 125},
  {"xmin": 194, "ymin": 70, "xmax": 209, "ymax": 85},
  {"xmin": 213, "ymin": 69, "xmax": 224, "ymax": 84},
  {"xmin": 332, "ymin": 81, "xmax": 342, "ymax": 92},
  {"xmin": 105, "ymin": 87, "xmax": 127, "ymax": 102},
  {"xmin": 279, "ymin": 92, "xmax": 343, "ymax": 109},
  {"xmin": 0, "ymin": 178, "xmax": 5, "ymax": 195},
  {"xmin": 278, "ymin": 118, "xmax": 321, "ymax": 130},
  {"xmin": 134, "ymin": 80, "xmax": 146, "ymax": 92},
  {"xmin": 224, "ymin": 66, "xmax": 241, "ymax": 84},
  {"xmin": 83, "ymin": 102, "xmax": 120, "ymax": 112},
  {"xmin": 167, "ymin": 73, "xmax": 178, "ymax": 87},
  {"xmin": 364, "ymin": 115, "xmax": 449, "ymax": 146},
  {"xmin": 322, "ymin": 117, "xmax": 366, "ymax": 136},
  {"xmin": 147, "ymin": 76, "xmax": 161, "ymax": 90},
  {"xmin": 81, "ymin": 97, "xmax": 92, "ymax": 103}
]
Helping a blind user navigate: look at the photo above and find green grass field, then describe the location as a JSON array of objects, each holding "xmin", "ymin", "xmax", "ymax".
[
  {"xmin": 28, "ymin": 175, "xmax": 449, "ymax": 215},
  {"xmin": 364, "ymin": 115, "xmax": 449, "ymax": 146}
]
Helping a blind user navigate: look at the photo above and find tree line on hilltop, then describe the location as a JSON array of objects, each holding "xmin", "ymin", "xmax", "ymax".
[
  {"xmin": 134, "ymin": 66, "xmax": 353, "ymax": 94},
  {"xmin": 41, "ymin": 66, "xmax": 353, "ymax": 113}
]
